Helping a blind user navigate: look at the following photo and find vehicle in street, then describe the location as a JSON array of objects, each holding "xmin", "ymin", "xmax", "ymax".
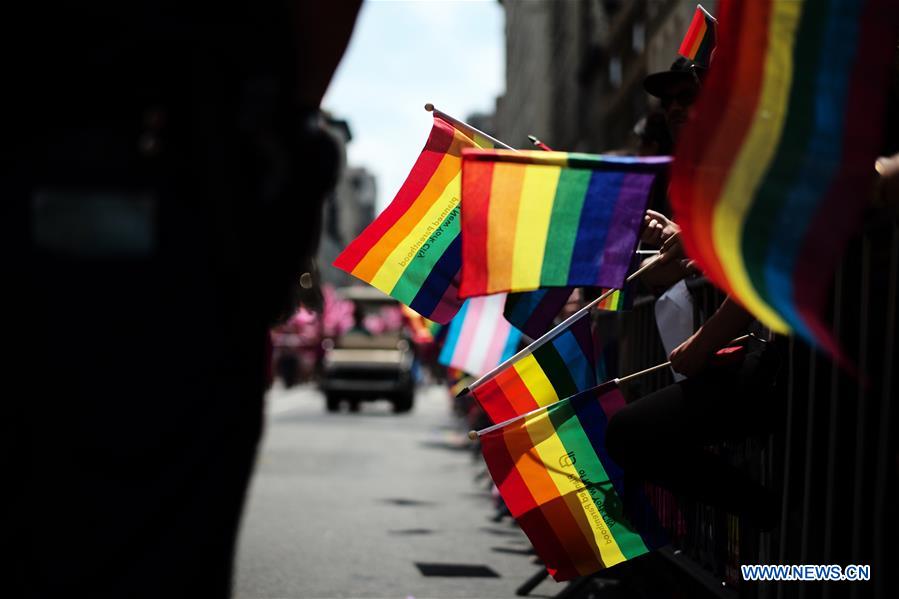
[{"xmin": 319, "ymin": 286, "xmax": 415, "ymax": 413}]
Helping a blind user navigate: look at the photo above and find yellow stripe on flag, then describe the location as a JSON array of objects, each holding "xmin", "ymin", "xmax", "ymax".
[
  {"xmin": 524, "ymin": 410, "xmax": 627, "ymax": 568},
  {"xmin": 502, "ymin": 421, "xmax": 599, "ymax": 576},
  {"xmin": 368, "ymin": 159, "xmax": 463, "ymax": 292},
  {"xmin": 513, "ymin": 354, "xmax": 559, "ymax": 407},
  {"xmin": 711, "ymin": 1, "xmax": 799, "ymax": 333},
  {"xmin": 511, "ymin": 165, "xmax": 560, "ymax": 290}
]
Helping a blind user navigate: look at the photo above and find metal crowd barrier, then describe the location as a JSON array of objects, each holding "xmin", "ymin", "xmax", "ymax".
[{"xmin": 586, "ymin": 212, "xmax": 898, "ymax": 599}]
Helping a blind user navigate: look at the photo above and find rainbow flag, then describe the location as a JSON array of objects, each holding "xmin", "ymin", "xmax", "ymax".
[
  {"xmin": 678, "ymin": 4, "xmax": 717, "ymax": 67},
  {"xmin": 438, "ymin": 293, "xmax": 522, "ymax": 377},
  {"xmin": 472, "ymin": 312, "xmax": 595, "ymax": 424},
  {"xmin": 503, "ymin": 288, "xmax": 573, "ymax": 340},
  {"xmin": 669, "ymin": 0, "xmax": 899, "ymax": 358},
  {"xmin": 504, "ymin": 286, "xmax": 632, "ymax": 340},
  {"xmin": 480, "ymin": 382, "xmax": 662, "ymax": 581},
  {"xmin": 460, "ymin": 150, "xmax": 668, "ymax": 298},
  {"xmin": 334, "ymin": 114, "xmax": 492, "ymax": 323},
  {"xmin": 596, "ymin": 288, "xmax": 631, "ymax": 311}
]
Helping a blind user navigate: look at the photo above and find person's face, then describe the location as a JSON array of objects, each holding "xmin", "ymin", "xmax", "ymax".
[{"xmin": 660, "ymin": 80, "xmax": 699, "ymax": 141}]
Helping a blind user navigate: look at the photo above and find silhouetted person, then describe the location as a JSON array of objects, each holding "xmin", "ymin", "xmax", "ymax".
[{"xmin": 3, "ymin": 3, "xmax": 360, "ymax": 597}]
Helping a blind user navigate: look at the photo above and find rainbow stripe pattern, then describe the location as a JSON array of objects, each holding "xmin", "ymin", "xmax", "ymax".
[
  {"xmin": 438, "ymin": 293, "xmax": 522, "ymax": 377},
  {"xmin": 669, "ymin": 0, "xmax": 899, "ymax": 357},
  {"xmin": 678, "ymin": 4, "xmax": 717, "ymax": 67},
  {"xmin": 334, "ymin": 115, "xmax": 492, "ymax": 323},
  {"xmin": 460, "ymin": 150, "xmax": 668, "ymax": 298},
  {"xmin": 596, "ymin": 288, "xmax": 629, "ymax": 311},
  {"xmin": 472, "ymin": 312, "xmax": 595, "ymax": 424},
  {"xmin": 480, "ymin": 382, "xmax": 661, "ymax": 581}
]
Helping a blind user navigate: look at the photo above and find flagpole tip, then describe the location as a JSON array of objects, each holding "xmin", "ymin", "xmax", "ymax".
[
  {"xmin": 467, "ymin": 430, "xmax": 479, "ymax": 441},
  {"xmin": 455, "ymin": 387, "xmax": 470, "ymax": 399},
  {"xmin": 424, "ymin": 103, "xmax": 435, "ymax": 112}
]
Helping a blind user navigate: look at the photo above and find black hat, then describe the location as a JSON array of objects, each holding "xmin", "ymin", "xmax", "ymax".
[{"xmin": 643, "ymin": 56, "xmax": 706, "ymax": 98}]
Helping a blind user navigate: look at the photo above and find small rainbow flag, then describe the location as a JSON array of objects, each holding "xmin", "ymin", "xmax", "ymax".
[
  {"xmin": 480, "ymin": 382, "xmax": 662, "ymax": 581},
  {"xmin": 596, "ymin": 288, "xmax": 631, "ymax": 311},
  {"xmin": 669, "ymin": 0, "xmax": 899, "ymax": 358},
  {"xmin": 460, "ymin": 150, "xmax": 668, "ymax": 298},
  {"xmin": 334, "ymin": 114, "xmax": 492, "ymax": 323},
  {"xmin": 678, "ymin": 4, "xmax": 717, "ymax": 67},
  {"xmin": 472, "ymin": 312, "xmax": 595, "ymax": 424},
  {"xmin": 438, "ymin": 293, "xmax": 522, "ymax": 377}
]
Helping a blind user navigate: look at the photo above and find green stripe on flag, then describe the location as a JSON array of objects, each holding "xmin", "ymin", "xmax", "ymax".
[
  {"xmin": 391, "ymin": 203, "xmax": 461, "ymax": 304},
  {"xmin": 541, "ymin": 169, "xmax": 591, "ymax": 286},
  {"xmin": 547, "ymin": 400, "xmax": 649, "ymax": 560}
]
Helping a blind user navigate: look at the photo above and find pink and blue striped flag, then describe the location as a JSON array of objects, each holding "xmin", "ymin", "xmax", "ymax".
[{"xmin": 438, "ymin": 293, "xmax": 522, "ymax": 377}]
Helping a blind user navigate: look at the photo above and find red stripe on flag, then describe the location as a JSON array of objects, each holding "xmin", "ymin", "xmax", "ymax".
[
  {"xmin": 459, "ymin": 154, "xmax": 495, "ymax": 297},
  {"xmin": 495, "ymin": 367, "xmax": 541, "ymax": 418},
  {"xmin": 473, "ymin": 377, "xmax": 519, "ymax": 424},
  {"xmin": 333, "ymin": 116, "xmax": 456, "ymax": 272},
  {"xmin": 481, "ymin": 431, "xmax": 581, "ymax": 581},
  {"xmin": 670, "ymin": 0, "xmax": 770, "ymax": 294}
]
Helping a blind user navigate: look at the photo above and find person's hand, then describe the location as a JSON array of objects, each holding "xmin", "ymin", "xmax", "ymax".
[
  {"xmin": 668, "ymin": 330, "xmax": 715, "ymax": 377},
  {"xmin": 679, "ymin": 258, "xmax": 703, "ymax": 276},
  {"xmin": 640, "ymin": 209, "xmax": 681, "ymax": 246},
  {"xmin": 655, "ymin": 229, "xmax": 686, "ymax": 266},
  {"xmin": 874, "ymin": 153, "xmax": 899, "ymax": 209}
]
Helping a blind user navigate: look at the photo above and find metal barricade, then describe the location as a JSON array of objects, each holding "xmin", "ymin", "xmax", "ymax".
[{"xmin": 591, "ymin": 212, "xmax": 898, "ymax": 599}]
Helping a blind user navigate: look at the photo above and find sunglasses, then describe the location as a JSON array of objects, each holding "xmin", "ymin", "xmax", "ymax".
[{"xmin": 660, "ymin": 89, "xmax": 698, "ymax": 109}]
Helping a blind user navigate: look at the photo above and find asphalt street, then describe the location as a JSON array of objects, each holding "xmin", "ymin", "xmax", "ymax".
[{"xmin": 233, "ymin": 383, "xmax": 558, "ymax": 599}]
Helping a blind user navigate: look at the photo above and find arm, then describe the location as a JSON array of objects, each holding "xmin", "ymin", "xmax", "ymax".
[{"xmin": 668, "ymin": 297, "xmax": 754, "ymax": 377}]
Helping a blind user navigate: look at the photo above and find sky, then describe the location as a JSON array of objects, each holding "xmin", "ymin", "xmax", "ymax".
[{"xmin": 322, "ymin": 0, "xmax": 505, "ymax": 213}]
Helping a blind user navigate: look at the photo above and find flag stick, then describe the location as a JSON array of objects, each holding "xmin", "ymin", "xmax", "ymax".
[
  {"xmin": 527, "ymin": 134, "xmax": 553, "ymax": 151},
  {"xmin": 468, "ymin": 334, "xmax": 755, "ymax": 440},
  {"xmin": 615, "ymin": 361, "xmax": 671, "ymax": 384},
  {"xmin": 458, "ymin": 253, "xmax": 664, "ymax": 398},
  {"xmin": 424, "ymin": 103, "xmax": 516, "ymax": 151},
  {"xmin": 467, "ymin": 361, "xmax": 666, "ymax": 440}
]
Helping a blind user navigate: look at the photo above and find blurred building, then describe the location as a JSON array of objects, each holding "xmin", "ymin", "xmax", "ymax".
[
  {"xmin": 317, "ymin": 114, "xmax": 377, "ymax": 287},
  {"xmin": 495, "ymin": 0, "xmax": 715, "ymax": 153}
]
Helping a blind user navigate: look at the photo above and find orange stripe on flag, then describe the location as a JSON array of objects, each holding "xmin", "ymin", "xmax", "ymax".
[
  {"xmin": 487, "ymin": 164, "xmax": 524, "ymax": 293},
  {"xmin": 352, "ymin": 131, "xmax": 469, "ymax": 281}
]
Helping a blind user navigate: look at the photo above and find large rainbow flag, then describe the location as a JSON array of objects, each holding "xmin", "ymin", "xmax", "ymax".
[
  {"xmin": 334, "ymin": 114, "xmax": 492, "ymax": 323},
  {"xmin": 480, "ymin": 382, "xmax": 663, "ymax": 581},
  {"xmin": 438, "ymin": 293, "xmax": 522, "ymax": 377},
  {"xmin": 459, "ymin": 150, "xmax": 668, "ymax": 298},
  {"xmin": 669, "ymin": 0, "xmax": 899, "ymax": 358},
  {"xmin": 472, "ymin": 312, "xmax": 595, "ymax": 424}
]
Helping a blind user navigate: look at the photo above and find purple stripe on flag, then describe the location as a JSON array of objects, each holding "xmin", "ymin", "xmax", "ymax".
[
  {"xmin": 595, "ymin": 173, "xmax": 654, "ymax": 288},
  {"xmin": 428, "ymin": 273, "xmax": 465, "ymax": 324}
]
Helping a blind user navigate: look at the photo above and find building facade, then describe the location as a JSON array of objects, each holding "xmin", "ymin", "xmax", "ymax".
[{"xmin": 495, "ymin": 0, "xmax": 715, "ymax": 153}]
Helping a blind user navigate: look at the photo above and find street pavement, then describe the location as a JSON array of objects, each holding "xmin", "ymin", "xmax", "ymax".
[{"xmin": 233, "ymin": 383, "xmax": 558, "ymax": 599}]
